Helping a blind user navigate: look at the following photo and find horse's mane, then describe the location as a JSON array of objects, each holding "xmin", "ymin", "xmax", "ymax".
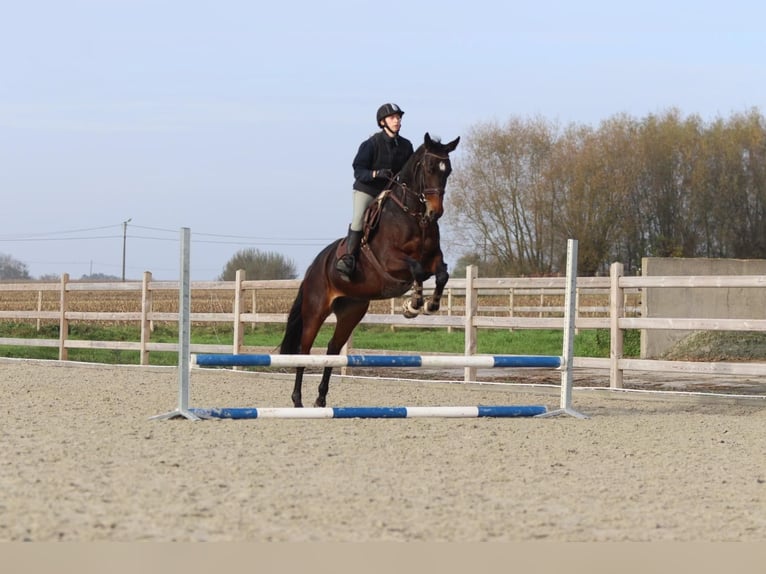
[{"xmin": 397, "ymin": 144, "xmax": 424, "ymax": 182}]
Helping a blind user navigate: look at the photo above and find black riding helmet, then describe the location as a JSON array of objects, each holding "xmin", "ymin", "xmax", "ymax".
[{"xmin": 377, "ymin": 103, "xmax": 404, "ymax": 127}]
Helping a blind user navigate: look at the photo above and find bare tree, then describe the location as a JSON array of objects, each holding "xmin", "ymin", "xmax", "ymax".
[
  {"xmin": 446, "ymin": 117, "xmax": 558, "ymax": 275},
  {"xmin": 635, "ymin": 109, "xmax": 704, "ymax": 257},
  {"xmin": 447, "ymin": 107, "xmax": 766, "ymax": 277},
  {"xmin": 551, "ymin": 115, "xmax": 642, "ymax": 275},
  {"xmin": 701, "ymin": 109, "xmax": 766, "ymax": 258}
]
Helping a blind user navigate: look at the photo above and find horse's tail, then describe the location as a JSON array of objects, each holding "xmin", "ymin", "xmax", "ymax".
[{"xmin": 279, "ymin": 281, "xmax": 304, "ymax": 355}]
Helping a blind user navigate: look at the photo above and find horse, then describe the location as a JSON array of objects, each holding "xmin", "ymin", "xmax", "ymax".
[{"xmin": 279, "ymin": 132, "xmax": 460, "ymax": 407}]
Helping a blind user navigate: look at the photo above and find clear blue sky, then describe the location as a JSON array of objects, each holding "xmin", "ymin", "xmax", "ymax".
[{"xmin": 2, "ymin": 0, "xmax": 764, "ymax": 280}]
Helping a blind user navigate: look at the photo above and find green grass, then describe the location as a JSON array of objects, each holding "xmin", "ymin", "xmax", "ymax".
[{"xmin": 0, "ymin": 321, "xmax": 640, "ymax": 366}]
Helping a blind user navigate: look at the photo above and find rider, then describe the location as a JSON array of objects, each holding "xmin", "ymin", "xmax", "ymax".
[{"xmin": 336, "ymin": 103, "xmax": 414, "ymax": 281}]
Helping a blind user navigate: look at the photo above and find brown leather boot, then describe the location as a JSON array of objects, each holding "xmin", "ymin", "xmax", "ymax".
[{"xmin": 336, "ymin": 227, "xmax": 363, "ymax": 281}]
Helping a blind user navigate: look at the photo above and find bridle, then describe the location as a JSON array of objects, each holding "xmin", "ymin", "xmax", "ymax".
[{"xmin": 388, "ymin": 150, "xmax": 450, "ymax": 223}]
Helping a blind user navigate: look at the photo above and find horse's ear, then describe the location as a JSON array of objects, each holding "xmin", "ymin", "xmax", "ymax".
[
  {"xmin": 444, "ymin": 136, "xmax": 460, "ymax": 153},
  {"xmin": 424, "ymin": 132, "xmax": 433, "ymax": 146}
]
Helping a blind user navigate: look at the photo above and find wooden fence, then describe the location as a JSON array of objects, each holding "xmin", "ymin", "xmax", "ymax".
[{"xmin": 1, "ymin": 265, "xmax": 765, "ymax": 390}]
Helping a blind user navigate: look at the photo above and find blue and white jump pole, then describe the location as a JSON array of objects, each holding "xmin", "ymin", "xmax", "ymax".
[
  {"xmin": 152, "ymin": 230, "xmax": 586, "ymax": 420},
  {"xmin": 189, "ymin": 405, "xmax": 549, "ymax": 419},
  {"xmin": 192, "ymin": 353, "xmax": 563, "ymax": 369}
]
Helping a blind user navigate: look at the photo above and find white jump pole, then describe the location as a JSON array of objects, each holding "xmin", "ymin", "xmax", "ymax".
[
  {"xmin": 150, "ymin": 227, "xmax": 200, "ymax": 421},
  {"xmin": 538, "ymin": 238, "xmax": 587, "ymax": 419}
]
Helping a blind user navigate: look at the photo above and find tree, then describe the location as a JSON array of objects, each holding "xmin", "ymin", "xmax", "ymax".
[
  {"xmin": 446, "ymin": 116, "xmax": 558, "ymax": 276},
  {"xmin": 699, "ymin": 109, "xmax": 766, "ymax": 258},
  {"xmin": 550, "ymin": 115, "xmax": 641, "ymax": 275},
  {"xmin": 0, "ymin": 253, "xmax": 31, "ymax": 280},
  {"xmin": 448, "ymin": 107, "xmax": 766, "ymax": 277},
  {"xmin": 635, "ymin": 109, "xmax": 703, "ymax": 258},
  {"xmin": 218, "ymin": 248, "xmax": 298, "ymax": 280}
]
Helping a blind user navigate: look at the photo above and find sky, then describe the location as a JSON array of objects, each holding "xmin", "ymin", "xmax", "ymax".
[{"xmin": 1, "ymin": 0, "xmax": 765, "ymax": 281}]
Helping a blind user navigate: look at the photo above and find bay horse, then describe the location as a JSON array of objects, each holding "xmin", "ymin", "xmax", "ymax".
[{"xmin": 279, "ymin": 132, "xmax": 460, "ymax": 407}]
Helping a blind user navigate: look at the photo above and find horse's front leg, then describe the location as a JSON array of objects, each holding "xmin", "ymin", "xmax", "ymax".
[
  {"xmin": 402, "ymin": 260, "xmax": 425, "ymax": 318},
  {"xmin": 315, "ymin": 299, "xmax": 370, "ymax": 407},
  {"xmin": 424, "ymin": 261, "xmax": 449, "ymax": 314},
  {"xmin": 403, "ymin": 280, "xmax": 424, "ymax": 318}
]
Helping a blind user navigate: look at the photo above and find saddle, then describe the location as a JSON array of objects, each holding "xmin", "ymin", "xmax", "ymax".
[{"xmin": 333, "ymin": 190, "xmax": 410, "ymax": 292}]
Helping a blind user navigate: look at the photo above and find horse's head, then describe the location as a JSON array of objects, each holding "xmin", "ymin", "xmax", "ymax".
[{"xmin": 411, "ymin": 132, "xmax": 460, "ymax": 222}]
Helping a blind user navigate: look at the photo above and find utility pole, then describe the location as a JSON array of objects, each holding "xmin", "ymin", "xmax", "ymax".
[{"xmin": 122, "ymin": 218, "xmax": 132, "ymax": 281}]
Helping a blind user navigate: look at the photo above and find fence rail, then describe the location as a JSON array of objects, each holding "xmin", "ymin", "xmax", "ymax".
[{"xmin": 1, "ymin": 266, "xmax": 765, "ymax": 390}]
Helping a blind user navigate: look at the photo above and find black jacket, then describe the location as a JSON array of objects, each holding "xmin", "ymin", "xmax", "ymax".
[{"xmin": 352, "ymin": 131, "xmax": 414, "ymax": 197}]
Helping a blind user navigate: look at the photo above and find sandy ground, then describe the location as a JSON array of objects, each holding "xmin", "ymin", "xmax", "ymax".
[{"xmin": 1, "ymin": 358, "xmax": 765, "ymax": 542}]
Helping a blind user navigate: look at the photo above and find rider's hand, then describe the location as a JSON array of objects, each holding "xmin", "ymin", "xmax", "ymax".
[{"xmin": 375, "ymin": 168, "xmax": 393, "ymax": 180}]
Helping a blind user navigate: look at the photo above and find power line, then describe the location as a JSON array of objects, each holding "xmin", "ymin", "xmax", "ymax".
[
  {"xmin": 0, "ymin": 221, "xmax": 334, "ymax": 275},
  {"xmin": 193, "ymin": 238, "xmax": 332, "ymax": 246},
  {"xmin": 191, "ymin": 230, "xmax": 336, "ymax": 242},
  {"xmin": 0, "ymin": 224, "xmax": 120, "ymax": 239},
  {"xmin": 0, "ymin": 235, "xmax": 121, "ymax": 242},
  {"xmin": 0, "ymin": 223, "xmax": 334, "ymax": 245}
]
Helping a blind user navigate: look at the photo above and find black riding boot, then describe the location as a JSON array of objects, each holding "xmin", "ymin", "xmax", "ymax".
[{"xmin": 336, "ymin": 227, "xmax": 363, "ymax": 281}]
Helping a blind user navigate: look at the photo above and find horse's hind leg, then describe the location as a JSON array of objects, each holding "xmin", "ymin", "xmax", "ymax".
[
  {"xmin": 315, "ymin": 299, "xmax": 370, "ymax": 407},
  {"xmin": 425, "ymin": 260, "xmax": 449, "ymax": 314},
  {"xmin": 314, "ymin": 366, "xmax": 334, "ymax": 408},
  {"xmin": 292, "ymin": 308, "xmax": 332, "ymax": 408}
]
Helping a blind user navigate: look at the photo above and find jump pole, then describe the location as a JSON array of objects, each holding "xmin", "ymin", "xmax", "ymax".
[
  {"xmin": 192, "ymin": 354, "xmax": 563, "ymax": 369},
  {"xmin": 189, "ymin": 405, "xmax": 548, "ymax": 419},
  {"xmin": 151, "ymin": 227, "xmax": 200, "ymax": 421},
  {"xmin": 152, "ymin": 231, "xmax": 586, "ymax": 420},
  {"xmin": 537, "ymin": 238, "xmax": 587, "ymax": 418}
]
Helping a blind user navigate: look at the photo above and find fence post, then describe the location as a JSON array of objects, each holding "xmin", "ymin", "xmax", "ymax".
[
  {"xmin": 140, "ymin": 271, "xmax": 152, "ymax": 365},
  {"xmin": 574, "ymin": 286, "xmax": 581, "ymax": 335},
  {"xmin": 464, "ymin": 265, "xmax": 478, "ymax": 382},
  {"xmin": 233, "ymin": 269, "xmax": 245, "ymax": 357},
  {"xmin": 58, "ymin": 273, "xmax": 69, "ymax": 361},
  {"xmin": 610, "ymin": 262, "xmax": 625, "ymax": 389},
  {"xmin": 36, "ymin": 290, "xmax": 43, "ymax": 332},
  {"xmin": 508, "ymin": 287, "xmax": 514, "ymax": 332},
  {"xmin": 446, "ymin": 287, "xmax": 453, "ymax": 334}
]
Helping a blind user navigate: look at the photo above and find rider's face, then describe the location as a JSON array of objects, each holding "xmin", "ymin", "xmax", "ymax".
[{"xmin": 382, "ymin": 113, "xmax": 402, "ymax": 133}]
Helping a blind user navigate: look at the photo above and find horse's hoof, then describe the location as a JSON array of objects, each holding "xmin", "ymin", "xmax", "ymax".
[
  {"xmin": 402, "ymin": 301, "xmax": 422, "ymax": 318},
  {"xmin": 424, "ymin": 303, "xmax": 440, "ymax": 315},
  {"xmin": 314, "ymin": 398, "xmax": 326, "ymax": 408}
]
